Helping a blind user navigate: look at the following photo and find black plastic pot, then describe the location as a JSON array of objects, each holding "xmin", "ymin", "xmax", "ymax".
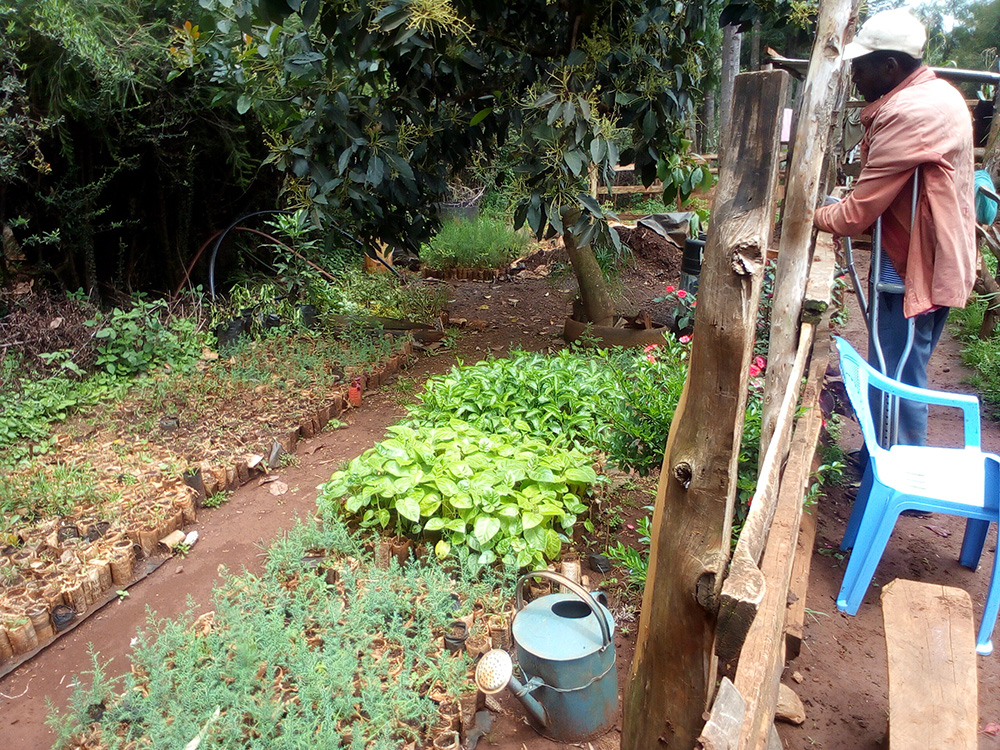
[
  {"xmin": 52, "ymin": 604, "xmax": 76, "ymax": 631},
  {"xmin": 443, "ymin": 620, "xmax": 468, "ymax": 653},
  {"xmin": 298, "ymin": 304, "xmax": 319, "ymax": 329},
  {"xmin": 681, "ymin": 233, "xmax": 706, "ymax": 295}
]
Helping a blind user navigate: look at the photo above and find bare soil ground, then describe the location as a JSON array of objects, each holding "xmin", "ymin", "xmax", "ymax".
[{"xmin": 3, "ymin": 237, "xmax": 1000, "ymax": 749}]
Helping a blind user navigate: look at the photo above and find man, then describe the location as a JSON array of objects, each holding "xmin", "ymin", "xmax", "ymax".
[{"xmin": 814, "ymin": 7, "xmax": 976, "ymax": 447}]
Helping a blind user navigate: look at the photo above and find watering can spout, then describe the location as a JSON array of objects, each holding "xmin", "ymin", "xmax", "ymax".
[
  {"xmin": 508, "ymin": 674, "xmax": 549, "ymax": 728},
  {"xmin": 474, "ymin": 649, "xmax": 548, "ymax": 729}
]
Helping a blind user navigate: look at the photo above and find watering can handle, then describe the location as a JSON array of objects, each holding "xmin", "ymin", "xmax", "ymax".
[{"xmin": 515, "ymin": 570, "xmax": 612, "ymax": 649}]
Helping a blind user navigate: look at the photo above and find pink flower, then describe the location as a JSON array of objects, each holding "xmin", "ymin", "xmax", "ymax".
[
  {"xmin": 676, "ymin": 289, "xmax": 687, "ymax": 298},
  {"xmin": 665, "ymin": 285, "xmax": 676, "ymax": 293},
  {"xmin": 691, "ymin": 300, "xmax": 697, "ymax": 307},
  {"xmin": 754, "ymin": 355, "xmax": 766, "ymax": 371},
  {"xmin": 626, "ymin": 523, "xmax": 635, "ymax": 530},
  {"xmin": 643, "ymin": 343, "xmax": 659, "ymax": 353},
  {"xmin": 646, "ymin": 354, "xmax": 656, "ymax": 363},
  {"xmin": 749, "ymin": 364, "xmax": 762, "ymax": 377},
  {"xmin": 679, "ymin": 335, "xmax": 691, "ymax": 344}
]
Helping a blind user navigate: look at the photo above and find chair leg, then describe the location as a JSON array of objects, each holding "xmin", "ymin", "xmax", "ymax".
[
  {"xmin": 841, "ymin": 462, "xmax": 875, "ymax": 552},
  {"xmin": 976, "ymin": 544, "xmax": 1000, "ymax": 656},
  {"xmin": 959, "ymin": 519, "xmax": 990, "ymax": 570},
  {"xmin": 838, "ymin": 498, "xmax": 900, "ymax": 615}
]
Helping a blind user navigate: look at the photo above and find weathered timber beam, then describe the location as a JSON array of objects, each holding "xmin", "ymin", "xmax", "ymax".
[
  {"xmin": 801, "ymin": 232, "xmax": 838, "ymax": 324},
  {"xmin": 733, "ymin": 328, "xmax": 832, "ymax": 750},
  {"xmin": 716, "ymin": 231, "xmax": 837, "ymax": 661},
  {"xmin": 760, "ymin": 0, "xmax": 857, "ymax": 457},
  {"xmin": 621, "ymin": 70, "xmax": 790, "ymax": 750}
]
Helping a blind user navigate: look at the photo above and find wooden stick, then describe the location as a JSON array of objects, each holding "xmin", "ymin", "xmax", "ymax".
[{"xmin": 760, "ymin": 0, "xmax": 857, "ymax": 458}]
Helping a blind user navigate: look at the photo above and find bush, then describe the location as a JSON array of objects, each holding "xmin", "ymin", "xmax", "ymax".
[
  {"xmin": 419, "ymin": 216, "xmax": 528, "ymax": 271},
  {"xmin": 409, "ymin": 349, "xmax": 618, "ymax": 453},
  {"xmin": 319, "ymin": 421, "xmax": 599, "ymax": 570}
]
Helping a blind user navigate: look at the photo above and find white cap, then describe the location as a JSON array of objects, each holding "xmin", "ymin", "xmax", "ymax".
[{"xmin": 843, "ymin": 8, "xmax": 926, "ymax": 61}]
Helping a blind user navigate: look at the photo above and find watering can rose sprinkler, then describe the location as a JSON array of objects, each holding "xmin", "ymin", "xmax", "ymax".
[{"xmin": 474, "ymin": 570, "xmax": 618, "ymax": 743}]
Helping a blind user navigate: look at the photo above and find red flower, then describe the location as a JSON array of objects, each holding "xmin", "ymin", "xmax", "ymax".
[
  {"xmin": 676, "ymin": 289, "xmax": 687, "ymax": 298},
  {"xmin": 679, "ymin": 334, "xmax": 691, "ymax": 344},
  {"xmin": 643, "ymin": 343, "xmax": 659, "ymax": 353},
  {"xmin": 646, "ymin": 353, "xmax": 656, "ymax": 363},
  {"xmin": 749, "ymin": 364, "xmax": 762, "ymax": 377},
  {"xmin": 754, "ymin": 355, "xmax": 766, "ymax": 371},
  {"xmin": 665, "ymin": 284, "xmax": 676, "ymax": 293}
]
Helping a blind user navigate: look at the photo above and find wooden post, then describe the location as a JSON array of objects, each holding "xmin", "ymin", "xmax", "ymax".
[
  {"xmin": 760, "ymin": 0, "xmax": 856, "ymax": 459},
  {"xmin": 621, "ymin": 70, "xmax": 789, "ymax": 750}
]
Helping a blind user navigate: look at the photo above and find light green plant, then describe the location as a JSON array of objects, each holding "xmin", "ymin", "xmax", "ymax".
[
  {"xmin": 202, "ymin": 490, "xmax": 232, "ymax": 510},
  {"xmin": 419, "ymin": 216, "xmax": 529, "ymax": 271},
  {"xmin": 319, "ymin": 421, "xmax": 599, "ymax": 569},
  {"xmin": 408, "ymin": 349, "xmax": 619, "ymax": 453}
]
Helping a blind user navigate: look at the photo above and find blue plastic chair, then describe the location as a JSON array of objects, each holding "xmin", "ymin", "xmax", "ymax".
[{"xmin": 834, "ymin": 336, "xmax": 1000, "ymax": 655}]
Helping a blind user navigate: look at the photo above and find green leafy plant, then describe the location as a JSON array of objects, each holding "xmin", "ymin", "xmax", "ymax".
[
  {"xmin": 419, "ymin": 216, "xmax": 529, "ymax": 271},
  {"xmin": 319, "ymin": 421, "xmax": 599, "ymax": 569},
  {"xmin": 653, "ymin": 285, "xmax": 696, "ymax": 333},
  {"xmin": 202, "ymin": 490, "xmax": 232, "ymax": 510},
  {"xmin": 605, "ymin": 506, "xmax": 653, "ymax": 589},
  {"xmin": 86, "ymin": 296, "xmax": 206, "ymax": 377},
  {"xmin": 600, "ymin": 338, "xmax": 690, "ymax": 475},
  {"xmin": 409, "ymin": 349, "xmax": 619, "ymax": 453}
]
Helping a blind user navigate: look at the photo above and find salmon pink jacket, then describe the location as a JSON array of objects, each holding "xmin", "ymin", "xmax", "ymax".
[{"xmin": 814, "ymin": 66, "xmax": 975, "ymax": 318}]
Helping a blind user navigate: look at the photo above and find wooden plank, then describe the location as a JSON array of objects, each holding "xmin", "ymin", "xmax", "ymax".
[
  {"xmin": 881, "ymin": 579, "xmax": 978, "ymax": 750},
  {"xmin": 716, "ymin": 323, "xmax": 813, "ymax": 661},
  {"xmin": 784, "ymin": 500, "xmax": 817, "ymax": 660},
  {"xmin": 596, "ymin": 183, "xmax": 664, "ymax": 195},
  {"xmin": 622, "ymin": 70, "xmax": 790, "ymax": 750},
  {"xmin": 802, "ymin": 231, "xmax": 838, "ymax": 324},
  {"xmin": 759, "ymin": 0, "xmax": 857, "ymax": 458},
  {"xmin": 732, "ymin": 327, "xmax": 831, "ymax": 750},
  {"xmin": 697, "ymin": 678, "xmax": 746, "ymax": 750}
]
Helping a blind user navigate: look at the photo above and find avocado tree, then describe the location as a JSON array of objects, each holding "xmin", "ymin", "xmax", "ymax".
[{"xmin": 175, "ymin": 0, "xmax": 715, "ymax": 324}]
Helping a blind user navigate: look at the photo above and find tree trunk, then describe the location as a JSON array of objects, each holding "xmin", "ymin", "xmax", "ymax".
[
  {"xmin": 760, "ymin": 0, "xmax": 856, "ymax": 460},
  {"xmin": 621, "ymin": 70, "xmax": 789, "ymax": 750},
  {"xmin": 563, "ymin": 209, "xmax": 615, "ymax": 326},
  {"xmin": 718, "ymin": 25, "xmax": 742, "ymax": 158},
  {"xmin": 985, "ymin": 88, "xmax": 1000, "ymax": 182},
  {"xmin": 750, "ymin": 19, "xmax": 761, "ymax": 72},
  {"xmin": 702, "ymin": 93, "xmax": 717, "ymax": 154}
]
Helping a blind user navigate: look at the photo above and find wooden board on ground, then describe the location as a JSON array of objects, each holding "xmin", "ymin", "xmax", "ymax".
[{"xmin": 881, "ymin": 579, "xmax": 978, "ymax": 750}]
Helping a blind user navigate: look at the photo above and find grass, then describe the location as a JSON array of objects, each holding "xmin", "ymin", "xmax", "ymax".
[{"xmin": 419, "ymin": 216, "xmax": 529, "ymax": 271}]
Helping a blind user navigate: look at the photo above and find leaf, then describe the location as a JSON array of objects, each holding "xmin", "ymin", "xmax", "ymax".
[
  {"xmin": 423, "ymin": 517, "xmax": 445, "ymax": 532},
  {"xmin": 396, "ymin": 495, "xmax": 421, "ymax": 522},
  {"xmin": 473, "ymin": 515, "xmax": 501, "ymax": 545},
  {"xmin": 563, "ymin": 149, "xmax": 583, "ymax": 176},
  {"xmin": 564, "ymin": 465, "xmax": 597, "ymax": 484},
  {"xmin": 470, "ymin": 107, "xmax": 492, "ymax": 127},
  {"xmin": 544, "ymin": 528, "xmax": 562, "ymax": 559},
  {"xmin": 521, "ymin": 512, "xmax": 543, "ymax": 530},
  {"xmin": 236, "ymin": 94, "xmax": 252, "ymax": 115},
  {"xmin": 434, "ymin": 540, "xmax": 451, "ymax": 559}
]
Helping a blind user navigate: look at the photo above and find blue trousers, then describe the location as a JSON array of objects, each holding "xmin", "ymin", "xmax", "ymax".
[{"xmin": 867, "ymin": 293, "xmax": 949, "ymax": 447}]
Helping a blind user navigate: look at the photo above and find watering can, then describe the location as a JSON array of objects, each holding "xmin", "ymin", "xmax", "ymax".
[{"xmin": 474, "ymin": 570, "xmax": 617, "ymax": 743}]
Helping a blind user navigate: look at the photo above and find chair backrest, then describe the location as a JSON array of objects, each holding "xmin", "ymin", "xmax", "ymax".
[{"xmin": 835, "ymin": 337, "xmax": 885, "ymax": 457}]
